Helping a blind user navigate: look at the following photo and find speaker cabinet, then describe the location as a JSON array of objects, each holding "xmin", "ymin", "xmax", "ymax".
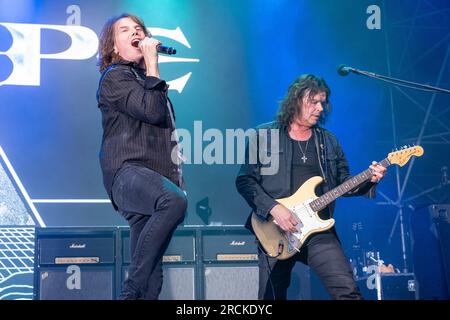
[
  {"xmin": 119, "ymin": 227, "xmax": 197, "ymax": 300},
  {"xmin": 34, "ymin": 226, "xmax": 259, "ymax": 300},
  {"xmin": 121, "ymin": 265, "xmax": 195, "ymax": 300},
  {"xmin": 38, "ymin": 266, "xmax": 114, "ymax": 300},
  {"xmin": 34, "ymin": 227, "xmax": 117, "ymax": 300},
  {"xmin": 204, "ymin": 264, "xmax": 258, "ymax": 299},
  {"xmin": 201, "ymin": 226, "xmax": 259, "ymax": 300},
  {"xmin": 159, "ymin": 266, "xmax": 195, "ymax": 300}
]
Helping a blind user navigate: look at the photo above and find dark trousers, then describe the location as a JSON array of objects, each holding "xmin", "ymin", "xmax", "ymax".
[
  {"xmin": 259, "ymin": 231, "xmax": 362, "ymax": 300},
  {"xmin": 112, "ymin": 163, "xmax": 187, "ymax": 300}
]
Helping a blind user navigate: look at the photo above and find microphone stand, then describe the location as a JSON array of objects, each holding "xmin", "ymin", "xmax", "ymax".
[
  {"xmin": 344, "ymin": 65, "xmax": 449, "ymax": 273},
  {"xmin": 349, "ymin": 68, "xmax": 450, "ymax": 94}
]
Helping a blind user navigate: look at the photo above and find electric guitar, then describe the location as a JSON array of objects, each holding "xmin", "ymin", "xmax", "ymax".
[{"xmin": 251, "ymin": 145, "xmax": 424, "ymax": 260}]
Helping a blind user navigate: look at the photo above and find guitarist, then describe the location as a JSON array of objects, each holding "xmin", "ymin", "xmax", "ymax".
[{"xmin": 235, "ymin": 74, "xmax": 387, "ymax": 300}]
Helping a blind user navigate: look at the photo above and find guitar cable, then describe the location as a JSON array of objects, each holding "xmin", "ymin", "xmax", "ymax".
[{"xmin": 258, "ymin": 241, "xmax": 278, "ymax": 300}]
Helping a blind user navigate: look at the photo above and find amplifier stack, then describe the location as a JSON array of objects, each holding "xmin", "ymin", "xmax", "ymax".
[{"xmin": 34, "ymin": 225, "xmax": 259, "ymax": 300}]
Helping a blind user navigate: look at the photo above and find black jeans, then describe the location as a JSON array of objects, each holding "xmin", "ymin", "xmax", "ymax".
[
  {"xmin": 112, "ymin": 163, "xmax": 187, "ymax": 300},
  {"xmin": 258, "ymin": 231, "xmax": 362, "ymax": 300}
]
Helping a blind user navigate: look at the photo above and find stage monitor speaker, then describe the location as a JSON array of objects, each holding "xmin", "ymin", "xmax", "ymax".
[
  {"xmin": 357, "ymin": 273, "xmax": 418, "ymax": 300},
  {"xmin": 34, "ymin": 227, "xmax": 117, "ymax": 300},
  {"xmin": 201, "ymin": 226, "xmax": 259, "ymax": 300},
  {"xmin": 119, "ymin": 227, "xmax": 196, "ymax": 300}
]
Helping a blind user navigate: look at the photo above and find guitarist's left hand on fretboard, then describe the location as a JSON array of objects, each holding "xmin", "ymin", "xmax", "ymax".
[{"xmin": 369, "ymin": 161, "xmax": 387, "ymax": 183}]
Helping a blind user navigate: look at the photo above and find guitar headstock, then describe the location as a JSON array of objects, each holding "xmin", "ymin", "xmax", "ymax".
[{"xmin": 388, "ymin": 145, "xmax": 424, "ymax": 167}]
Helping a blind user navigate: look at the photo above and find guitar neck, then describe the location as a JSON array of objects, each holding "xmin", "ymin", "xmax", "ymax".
[{"xmin": 309, "ymin": 158, "xmax": 391, "ymax": 212}]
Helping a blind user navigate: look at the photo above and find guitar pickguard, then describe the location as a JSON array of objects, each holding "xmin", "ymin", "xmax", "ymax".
[{"xmin": 285, "ymin": 199, "xmax": 329, "ymax": 254}]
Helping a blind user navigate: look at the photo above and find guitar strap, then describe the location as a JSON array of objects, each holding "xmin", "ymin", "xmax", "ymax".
[{"xmin": 315, "ymin": 127, "xmax": 328, "ymax": 182}]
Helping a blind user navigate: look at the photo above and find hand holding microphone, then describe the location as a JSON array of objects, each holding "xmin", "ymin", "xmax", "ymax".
[
  {"xmin": 132, "ymin": 36, "xmax": 176, "ymax": 77},
  {"xmin": 134, "ymin": 37, "xmax": 162, "ymax": 77},
  {"xmin": 134, "ymin": 37, "xmax": 160, "ymax": 62}
]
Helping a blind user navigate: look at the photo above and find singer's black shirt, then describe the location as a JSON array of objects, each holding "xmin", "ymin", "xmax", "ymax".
[{"xmin": 97, "ymin": 60, "xmax": 181, "ymax": 209}]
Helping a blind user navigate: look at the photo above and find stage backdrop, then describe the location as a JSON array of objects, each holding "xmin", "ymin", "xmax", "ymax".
[{"xmin": 0, "ymin": 0, "xmax": 449, "ymax": 299}]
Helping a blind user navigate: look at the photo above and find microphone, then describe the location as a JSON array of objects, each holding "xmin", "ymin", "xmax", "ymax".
[
  {"xmin": 337, "ymin": 64, "xmax": 355, "ymax": 76},
  {"xmin": 156, "ymin": 45, "xmax": 177, "ymax": 55},
  {"xmin": 132, "ymin": 39, "xmax": 177, "ymax": 55}
]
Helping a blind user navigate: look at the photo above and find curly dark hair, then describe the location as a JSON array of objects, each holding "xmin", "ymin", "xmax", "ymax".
[
  {"xmin": 97, "ymin": 13, "xmax": 149, "ymax": 73},
  {"xmin": 276, "ymin": 74, "xmax": 331, "ymax": 126}
]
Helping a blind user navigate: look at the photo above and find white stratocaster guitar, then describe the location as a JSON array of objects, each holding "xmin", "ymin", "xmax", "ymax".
[{"xmin": 251, "ymin": 145, "xmax": 424, "ymax": 260}]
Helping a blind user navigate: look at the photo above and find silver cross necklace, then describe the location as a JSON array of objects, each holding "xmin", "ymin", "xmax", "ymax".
[{"xmin": 297, "ymin": 138, "xmax": 310, "ymax": 163}]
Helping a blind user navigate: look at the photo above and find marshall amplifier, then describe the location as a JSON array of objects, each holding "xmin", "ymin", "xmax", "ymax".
[
  {"xmin": 119, "ymin": 226, "xmax": 197, "ymax": 300},
  {"xmin": 200, "ymin": 226, "xmax": 259, "ymax": 300},
  {"xmin": 202, "ymin": 226, "xmax": 258, "ymax": 262},
  {"xmin": 34, "ymin": 227, "xmax": 117, "ymax": 300}
]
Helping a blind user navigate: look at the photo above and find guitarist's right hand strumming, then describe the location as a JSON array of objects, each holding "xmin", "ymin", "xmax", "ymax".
[{"xmin": 270, "ymin": 204, "xmax": 298, "ymax": 233}]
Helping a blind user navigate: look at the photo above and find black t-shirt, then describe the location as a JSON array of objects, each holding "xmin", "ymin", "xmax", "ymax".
[
  {"xmin": 290, "ymin": 134, "xmax": 330, "ymax": 218},
  {"xmin": 291, "ymin": 134, "xmax": 322, "ymax": 192}
]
